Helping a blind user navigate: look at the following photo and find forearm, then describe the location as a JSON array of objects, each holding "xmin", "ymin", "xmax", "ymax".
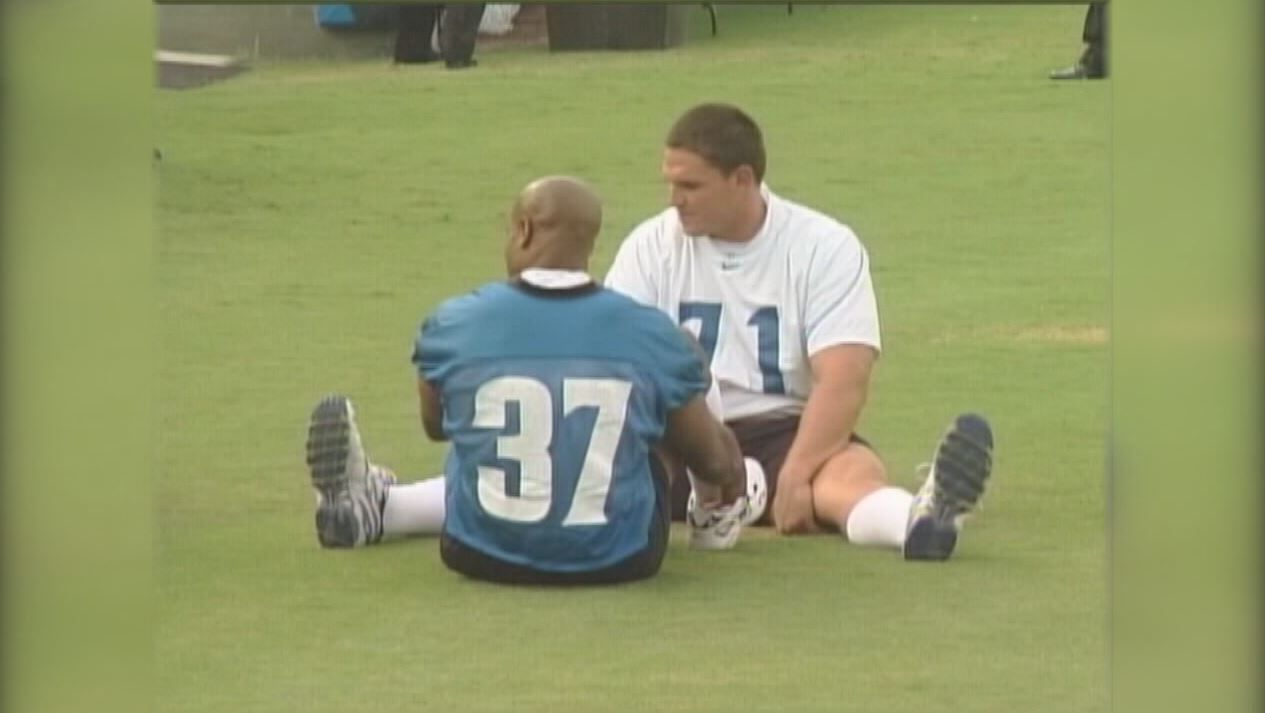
[
  {"xmin": 780, "ymin": 381, "xmax": 866, "ymax": 485},
  {"xmin": 417, "ymin": 379, "xmax": 447, "ymax": 442},
  {"xmin": 687, "ymin": 423, "xmax": 746, "ymax": 502},
  {"xmin": 421, "ymin": 413, "xmax": 447, "ymax": 442},
  {"xmin": 664, "ymin": 396, "xmax": 745, "ymax": 501}
]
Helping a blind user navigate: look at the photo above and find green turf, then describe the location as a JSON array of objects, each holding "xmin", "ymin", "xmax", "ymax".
[{"xmin": 157, "ymin": 5, "xmax": 1107, "ymax": 712}]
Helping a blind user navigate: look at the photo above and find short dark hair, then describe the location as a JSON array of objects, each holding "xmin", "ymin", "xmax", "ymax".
[{"xmin": 665, "ymin": 103, "xmax": 766, "ymax": 182}]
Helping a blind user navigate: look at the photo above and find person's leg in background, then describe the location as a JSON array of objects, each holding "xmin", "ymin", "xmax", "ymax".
[
  {"xmin": 1080, "ymin": 2, "xmax": 1107, "ymax": 78},
  {"xmin": 440, "ymin": 4, "xmax": 486, "ymax": 69},
  {"xmin": 393, "ymin": 3, "xmax": 441, "ymax": 64},
  {"xmin": 1050, "ymin": 2, "xmax": 1108, "ymax": 80}
]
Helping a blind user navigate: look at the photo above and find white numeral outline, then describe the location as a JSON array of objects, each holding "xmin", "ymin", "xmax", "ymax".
[{"xmin": 472, "ymin": 376, "xmax": 632, "ymax": 526}]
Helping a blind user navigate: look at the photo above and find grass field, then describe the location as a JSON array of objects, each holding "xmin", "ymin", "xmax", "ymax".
[{"xmin": 156, "ymin": 5, "xmax": 1108, "ymax": 712}]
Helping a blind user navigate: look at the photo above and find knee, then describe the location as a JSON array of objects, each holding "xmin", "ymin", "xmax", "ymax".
[
  {"xmin": 811, "ymin": 445, "xmax": 888, "ymax": 521},
  {"xmin": 819, "ymin": 444, "xmax": 886, "ymax": 488}
]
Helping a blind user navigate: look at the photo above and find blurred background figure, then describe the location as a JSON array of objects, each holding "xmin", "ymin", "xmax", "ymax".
[
  {"xmin": 1050, "ymin": 2, "xmax": 1107, "ymax": 79},
  {"xmin": 393, "ymin": 3, "xmax": 487, "ymax": 69}
]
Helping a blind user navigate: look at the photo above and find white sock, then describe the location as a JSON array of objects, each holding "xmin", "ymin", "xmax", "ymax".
[
  {"xmin": 382, "ymin": 476, "xmax": 446, "ymax": 537},
  {"xmin": 844, "ymin": 486, "xmax": 914, "ymax": 549}
]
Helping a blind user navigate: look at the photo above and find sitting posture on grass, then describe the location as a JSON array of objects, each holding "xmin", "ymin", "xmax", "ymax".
[
  {"xmin": 305, "ymin": 176, "xmax": 749, "ymax": 584},
  {"xmin": 605, "ymin": 102, "xmax": 996, "ymax": 560}
]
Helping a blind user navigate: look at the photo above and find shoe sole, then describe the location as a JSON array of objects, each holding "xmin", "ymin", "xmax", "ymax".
[
  {"xmin": 904, "ymin": 413, "xmax": 993, "ymax": 562},
  {"xmin": 306, "ymin": 395, "xmax": 357, "ymax": 547},
  {"xmin": 307, "ymin": 395, "xmax": 353, "ymax": 484},
  {"xmin": 904, "ymin": 517, "xmax": 958, "ymax": 562},
  {"xmin": 932, "ymin": 413, "xmax": 992, "ymax": 509}
]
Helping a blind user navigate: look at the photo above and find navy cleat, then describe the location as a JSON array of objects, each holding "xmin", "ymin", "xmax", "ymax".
[
  {"xmin": 903, "ymin": 413, "xmax": 993, "ymax": 562},
  {"xmin": 305, "ymin": 395, "xmax": 395, "ymax": 548}
]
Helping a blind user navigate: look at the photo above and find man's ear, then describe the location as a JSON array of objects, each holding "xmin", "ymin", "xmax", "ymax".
[
  {"xmin": 517, "ymin": 217, "xmax": 534, "ymax": 248},
  {"xmin": 732, "ymin": 164, "xmax": 758, "ymax": 188}
]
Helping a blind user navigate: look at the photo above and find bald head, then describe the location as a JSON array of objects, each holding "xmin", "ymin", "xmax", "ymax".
[{"xmin": 505, "ymin": 176, "xmax": 603, "ymax": 277}]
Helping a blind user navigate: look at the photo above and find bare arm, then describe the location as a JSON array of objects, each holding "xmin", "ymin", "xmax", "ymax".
[
  {"xmin": 417, "ymin": 378, "xmax": 446, "ymax": 442},
  {"xmin": 662, "ymin": 394, "xmax": 745, "ymax": 502},
  {"xmin": 780, "ymin": 343, "xmax": 876, "ymax": 487}
]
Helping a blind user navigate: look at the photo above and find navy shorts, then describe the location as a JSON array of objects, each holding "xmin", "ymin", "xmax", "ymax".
[{"xmin": 668, "ymin": 414, "xmax": 874, "ymax": 526}]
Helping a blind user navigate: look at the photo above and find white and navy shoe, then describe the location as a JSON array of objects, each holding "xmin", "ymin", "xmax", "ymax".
[
  {"xmin": 903, "ymin": 413, "xmax": 994, "ymax": 561},
  {"xmin": 686, "ymin": 457, "xmax": 768, "ymax": 529},
  {"xmin": 687, "ymin": 495, "xmax": 748, "ymax": 550},
  {"xmin": 305, "ymin": 395, "xmax": 395, "ymax": 549}
]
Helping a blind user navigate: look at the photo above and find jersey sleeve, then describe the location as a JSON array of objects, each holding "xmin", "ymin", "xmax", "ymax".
[
  {"xmin": 603, "ymin": 218, "xmax": 663, "ymax": 306},
  {"xmin": 642, "ymin": 310, "xmax": 710, "ymax": 411},
  {"xmin": 803, "ymin": 229, "xmax": 882, "ymax": 356},
  {"xmin": 411, "ymin": 298, "xmax": 465, "ymax": 383}
]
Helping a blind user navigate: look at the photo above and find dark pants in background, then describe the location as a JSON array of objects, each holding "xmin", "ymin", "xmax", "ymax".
[
  {"xmin": 1080, "ymin": 3, "xmax": 1107, "ymax": 76},
  {"xmin": 393, "ymin": 4, "xmax": 487, "ymax": 66},
  {"xmin": 440, "ymin": 4, "xmax": 486, "ymax": 65}
]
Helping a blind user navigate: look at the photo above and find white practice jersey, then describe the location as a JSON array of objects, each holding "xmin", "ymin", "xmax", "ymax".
[{"xmin": 605, "ymin": 187, "xmax": 881, "ymax": 420}]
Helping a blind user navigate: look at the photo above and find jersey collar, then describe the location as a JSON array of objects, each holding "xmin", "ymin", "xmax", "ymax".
[
  {"xmin": 749, "ymin": 183, "xmax": 780, "ymax": 244},
  {"xmin": 517, "ymin": 268, "xmax": 596, "ymax": 290}
]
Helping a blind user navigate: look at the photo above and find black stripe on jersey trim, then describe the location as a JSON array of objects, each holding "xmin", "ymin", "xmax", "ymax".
[{"xmin": 510, "ymin": 278, "xmax": 602, "ymax": 299}]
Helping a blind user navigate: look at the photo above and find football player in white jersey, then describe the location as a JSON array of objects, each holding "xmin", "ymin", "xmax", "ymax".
[{"xmin": 604, "ymin": 103, "xmax": 995, "ymax": 560}]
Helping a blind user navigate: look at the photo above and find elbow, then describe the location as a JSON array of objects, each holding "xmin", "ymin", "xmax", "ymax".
[{"xmin": 422, "ymin": 418, "xmax": 446, "ymax": 442}]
